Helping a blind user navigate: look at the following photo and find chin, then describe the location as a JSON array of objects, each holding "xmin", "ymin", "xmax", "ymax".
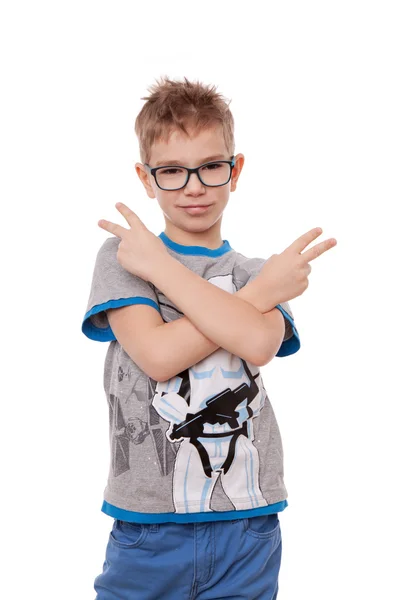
[{"xmin": 179, "ymin": 221, "xmax": 212, "ymax": 233}]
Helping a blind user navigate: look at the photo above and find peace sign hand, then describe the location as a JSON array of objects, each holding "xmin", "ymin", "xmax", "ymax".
[
  {"xmin": 257, "ymin": 228, "xmax": 337, "ymax": 308},
  {"xmin": 98, "ymin": 202, "xmax": 169, "ymax": 281}
]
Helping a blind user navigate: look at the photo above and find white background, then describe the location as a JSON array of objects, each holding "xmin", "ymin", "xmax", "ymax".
[{"xmin": 1, "ymin": 1, "xmax": 402, "ymax": 598}]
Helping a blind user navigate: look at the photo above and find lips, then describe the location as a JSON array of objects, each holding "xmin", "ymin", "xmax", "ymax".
[{"xmin": 179, "ymin": 204, "xmax": 212, "ymax": 215}]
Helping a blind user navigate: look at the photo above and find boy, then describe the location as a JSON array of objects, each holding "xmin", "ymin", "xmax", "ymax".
[{"xmin": 82, "ymin": 77, "xmax": 336, "ymax": 599}]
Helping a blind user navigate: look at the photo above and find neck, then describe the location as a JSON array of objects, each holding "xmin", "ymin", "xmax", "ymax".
[{"xmin": 163, "ymin": 220, "xmax": 223, "ymax": 250}]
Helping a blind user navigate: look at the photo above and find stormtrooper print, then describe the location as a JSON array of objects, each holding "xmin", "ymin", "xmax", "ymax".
[{"xmin": 151, "ymin": 273, "xmax": 269, "ymax": 514}]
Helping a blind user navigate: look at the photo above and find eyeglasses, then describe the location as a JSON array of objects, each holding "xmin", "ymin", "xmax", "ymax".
[{"xmin": 144, "ymin": 156, "xmax": 235, "ymax": 191}]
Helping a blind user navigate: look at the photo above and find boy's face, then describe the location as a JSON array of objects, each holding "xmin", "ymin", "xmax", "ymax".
[{"xmin": 135, "ymin": 125, "xmax": 244, "ymax": 243}]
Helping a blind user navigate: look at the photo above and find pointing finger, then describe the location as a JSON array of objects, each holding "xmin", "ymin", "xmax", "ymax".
[
  {"xmin": 302, "ymin": 238, "xmax": 337, "ymax": 263},
  {"xmin": 98, "ymin": 219, "xmax": 129, "ymax": 239},
  {"xmin": 286, "ymin": 228, "xmax": 324, "ymax": 255},
  {"xmin": 115, "ymin": 202, "xmax": 144, "ymax": 228}
]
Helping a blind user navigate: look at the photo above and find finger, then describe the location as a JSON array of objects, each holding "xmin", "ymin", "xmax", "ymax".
[
  {"xmin": 115, "ymin": 202, "xmax": 144, "ymax": 228},
  {"xmin": 301, "ymin": 238, "xmax": 337, "ymax": 263},
  {"xmin": 98, "ymin": 219, "xmax": 129, "ymax": 238},
  {"xmin": 285, "ymin": 228, "xmax": 324, "ymax": 254}
]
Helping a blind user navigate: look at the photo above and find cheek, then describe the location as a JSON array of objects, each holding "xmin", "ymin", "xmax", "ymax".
[
  {"xmin": 156, "ymin": 191, "xmax": 179, "ymax": 208},
  {"xmin": 215, "ymin": 187, "xmax": 230, "ymax": 204}
]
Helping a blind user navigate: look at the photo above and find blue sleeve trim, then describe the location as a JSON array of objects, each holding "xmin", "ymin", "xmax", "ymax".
[
  {"xmin": 81, "ymin": 297, "xmax": 160, "ymax": 342},
  {"xmin": 274, "ymin": 304, "xmax": 301, "ymax": 357},
  {"xmin": 101, "ymin": 499, "xmax": 288, "ymax": 524}
]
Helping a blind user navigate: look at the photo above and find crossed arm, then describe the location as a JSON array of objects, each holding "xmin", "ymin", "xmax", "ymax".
[
  {"xmin": 99, "ymin": 205, "xmax": 335, "ymax": 382},
  {"xmin": 108, "ymin": 254, "xmax": 286, "ymax": 382}
]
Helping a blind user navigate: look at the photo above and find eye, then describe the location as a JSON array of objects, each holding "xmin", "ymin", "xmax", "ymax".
[
  {"xmin": 159, "ymin": 167, "xmax": 185, "ymax": 175},
  {"xmin": 202, "ymin": 162, "xmax": 223, "ymax": 171}
]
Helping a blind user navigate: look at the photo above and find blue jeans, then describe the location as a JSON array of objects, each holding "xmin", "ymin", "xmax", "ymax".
[{"xmin": 94, "ymin": 513, "xmax": 282, "ymax": 599}]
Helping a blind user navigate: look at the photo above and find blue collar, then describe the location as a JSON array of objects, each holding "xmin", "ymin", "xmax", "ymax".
[{"xmin": 158, "ymin": 232, "xmax": 232, "ymax": 257}]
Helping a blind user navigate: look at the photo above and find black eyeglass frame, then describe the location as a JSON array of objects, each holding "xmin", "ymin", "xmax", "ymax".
[{"xmin": 144, "ymin": 156, "xmax": 236, "ymax": 191}]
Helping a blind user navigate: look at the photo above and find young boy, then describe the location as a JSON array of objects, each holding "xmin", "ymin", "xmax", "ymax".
[{"xmin": 82, "ymin": 77, "xmax": 336, "ymax": 599}]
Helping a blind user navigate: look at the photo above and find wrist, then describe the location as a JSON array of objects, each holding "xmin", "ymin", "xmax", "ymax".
[
  {"xmin": 147, "ymin": 253, "xmax": 176, "ymax": 286},
  {"xmin": 236, "ymin": 276, "xmax": 279, "ymax": 313}
]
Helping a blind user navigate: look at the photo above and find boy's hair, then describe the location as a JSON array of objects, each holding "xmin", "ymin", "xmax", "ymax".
[{"xmin": 135, "ymin": 76, "xmax": 235, "ymax": 164}]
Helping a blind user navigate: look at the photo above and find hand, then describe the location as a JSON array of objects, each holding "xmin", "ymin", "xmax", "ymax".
[
  {"xmin": 98, "ymin": 202, "xmax": 169, "ymax": 281},
  {"xmin": 257, "ymin": 227, "xmax": 337, "ymax": 306}
]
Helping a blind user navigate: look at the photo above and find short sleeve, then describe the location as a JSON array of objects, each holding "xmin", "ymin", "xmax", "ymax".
[
  {"xmin": 233, "ymin": 255, "xmax": 300, "ymax": 358},
  {"xmin": 81, "ymin": 236, "xmax": 161, "ymax": 342}
]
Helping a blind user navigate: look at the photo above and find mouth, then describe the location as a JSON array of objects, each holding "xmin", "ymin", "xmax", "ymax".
[{"xmin": 179, "ymin": 204, "xmax": 212, "ymax": 214}]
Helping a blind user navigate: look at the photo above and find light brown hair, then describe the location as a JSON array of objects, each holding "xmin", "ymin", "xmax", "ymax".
[{"xmin": 135, "ymin": 76, "xmax": 235, "ymax": 163}]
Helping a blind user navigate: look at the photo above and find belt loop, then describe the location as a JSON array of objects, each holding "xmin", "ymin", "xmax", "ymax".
[{"xmin": 149, "ymin": 523, "xmax": 159, "ymax": 533}]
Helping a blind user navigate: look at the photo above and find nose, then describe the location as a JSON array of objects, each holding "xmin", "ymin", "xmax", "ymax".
[{"xmin": 184, "ymin": 172, "xmax": 205, "ymax": 195}]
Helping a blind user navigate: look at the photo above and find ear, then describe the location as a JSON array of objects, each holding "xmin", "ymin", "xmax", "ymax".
[
  {"xmin": 135, "ymin": 163, "xmax": 156, "ymax": 199},
  {"xmin": 230, "ymin": 153, "xmax": 245, "ymax": 192}
]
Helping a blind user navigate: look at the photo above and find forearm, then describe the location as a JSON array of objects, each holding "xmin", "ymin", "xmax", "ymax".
[
  {"xmin": 152, "ymin": 274, "xmax": 280, "ymax": 381},
  {"xmin": 149, "ymin": 254, "xmax": 277, "ymax": 365}
]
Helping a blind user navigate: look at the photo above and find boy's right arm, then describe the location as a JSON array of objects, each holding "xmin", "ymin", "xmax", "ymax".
[{"xmin": 106, "ymin": 277, "xmax": 283, "ymax": 382}]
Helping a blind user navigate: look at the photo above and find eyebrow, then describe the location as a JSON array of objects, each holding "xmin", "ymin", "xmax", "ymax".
[{"xmin": 154, "ymin": 154, "xmax": 227, "ymax": 167}]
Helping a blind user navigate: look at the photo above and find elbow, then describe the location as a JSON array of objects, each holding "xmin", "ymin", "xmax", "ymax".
[
  {"xmin": 254, "ymin": 341, "xmax": 281, "ymax": 367},
  {"xmin": 127, "ymin": 355, "xmax": 161, "ymax": 383},
  {"xmin": 246, "ymin": 341, "xmax": 273, "ymax": 368},
  {"xmin": 145, "ymin": 351, "xmax": 171, "ymax": 383},
  {"xmin": 148, "ymin": 367, "xmax": 165, "ymax": 383},
  {"xmin": 252, "ymin": 345, "xmax": 274, "ymax": 368},
  {"xmin": 152, "ymin": 369, "xmax": 170, "ymax": 383},
  {"xmin": 145, "ymin": 364, "xmax": 170, "ymax": 383},
  {"xmin": 253, "ymin": 316, "xmax": 286, "ymax": 367},
  {"xmin": 125, "ymin": 346, "xmax": 165, "ymax": 383},
  {"xmin": 147, "ymin": 357, "xmax": 168, "ymax": 383}
]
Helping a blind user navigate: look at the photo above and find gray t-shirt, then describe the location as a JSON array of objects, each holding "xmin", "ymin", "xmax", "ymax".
[{"xmin": 82, "ymin": 232, "xmax": 300, "ymax": 523}]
